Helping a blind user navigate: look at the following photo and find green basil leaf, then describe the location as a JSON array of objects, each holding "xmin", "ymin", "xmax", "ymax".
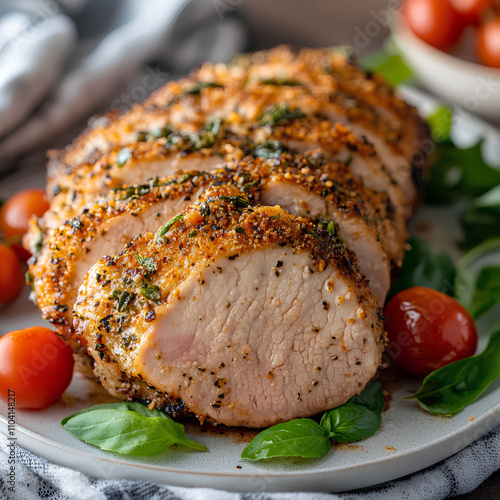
[
  {"xmin": 320, "ymin": 403, "xmax": 381, "ymax": 443},
  {"xmin": 389, "ymin": 237, "xmax": 455, "ymax": 299},
  {"xmin": 455, "ymin": 238, "xmax": 500, "ymax": 311},
  {"xmin": 426, "ymin": 106, "xmax": 452, "ymax": 143},
  {"xmin": 349, "ymin": 382, "xmax": 384, "ymax": 413},
  {"xmin": 407, "ymin": 322, "xmax": 500, "ymax": 416},
  {"xmin": 468, "ymin": 266, "xmax": 500, "ymax": 319},
  {"xmin": 241, "ymin": 419, "xmax": 330, "ymax": 460},
  {"xmin": 62, "ymin": 403, "xmax": 206, "ymax": 455},
  {"xmin": 61, "ymin": 401, "xmax": 167, "ymax": 425},
  {"xmin": 425, "ymin": 141, "xmax": 500, "ymax": 205}
]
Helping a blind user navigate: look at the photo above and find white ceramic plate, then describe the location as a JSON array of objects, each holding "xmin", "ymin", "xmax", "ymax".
[
  {"xmin": 1, "ymin": 90, "xmax": 500, "ymax": 494},
  {"xmin": 392, "ymin": 13, "xmax": 500, "ymax": 122}
]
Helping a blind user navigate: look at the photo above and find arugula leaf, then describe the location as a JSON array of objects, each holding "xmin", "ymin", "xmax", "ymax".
[
  {"xmin": 389, "ymin": 237, "xmax": 456, "ymax": 299},
  {"xmin": 425, "ymin": 141, "xmax": 500, "ymax": 205},
  {"xmin": 241, "ymin": 419, "xmax": 330, "ymax": 460},
  {"xmin": 407, "ymin": 322, "xmax": 500, "ymax": 416},
  {"xmin": 62, "ymin": 402, "xmax": 206, "ymax": 456},
  {"xmin": 320, "ymin": 403, "xmax": 381, "ymax": 443}
]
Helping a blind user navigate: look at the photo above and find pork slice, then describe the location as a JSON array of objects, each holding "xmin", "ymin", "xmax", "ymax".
[{"xmin": 73, "ymin": 194, "xmax": 385, "ymax": 427}]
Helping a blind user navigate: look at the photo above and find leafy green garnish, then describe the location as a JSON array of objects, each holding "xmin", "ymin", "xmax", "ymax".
[
  {"xmin": 155, "ymin": 214, "xmax": 184, "ymax": 241},
  {"xmin": 349, "ymin": 381, "xmax": 385, "ymax": 413},
  {"xmin": 389, "ymin": 237, "xmax": 456, "ymax": 299},
  {"xmin": 426, "ymin": 106, "xmax": 452, "ymax": 143},
  {"xmin": 241, "ymin": 419, "xmax": 330, "ymax": 460},
  {"xmin": 425, "ymin": 141, "xmax": 500, "ymax": 205},
  {"xmin": 462, "ymin": 185, "xmax": 500, "ymax": 249},
  {"xmin": 320, "ymin": 403, "xmax": 381, "ymax": 443},
  {"xmin": 361, "ymin": 39, "xmax": 413, "ymax": 87},
  {"xmin": 62, "ymin": 402, "xmax": 206, "ymax": 456},
  {"xmin": 407, "ymin": 322, "xmax": 500, "ymax": 416},
  {"xmin": 259, "ymin": 104, "xmax": 306, "ymax": 126},
  {"xmin": 468, "ymin": 267, "xmax": 500, "ymax": 320},
  {"xmin": 241, "ymin": 383, "xmax": 383, "ymax": 460}
]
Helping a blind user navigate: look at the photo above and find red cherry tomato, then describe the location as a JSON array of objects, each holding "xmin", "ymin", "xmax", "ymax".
[
  {"xmin": 384, "ymin": 287, "xmax": 478, "ymax": 376},
  {"xmin": 0, "ymin": 188, "xmax": 50, "ymax": 260},
  {"xmin": 0, "ymin": 327, "xmax": 74, "ymax": 409},
  {"xmin": 0, "ymin": 243, "xmax": 23, "ymax": 306},
  {"xmin": 451, "ymin": 0, "xmax": 492, "ymax": 25},
  {"xmin": 477, "ymin": 17, "xmax": 500, "ymax": 67},
  {"xmin": 402, "ymin": 0, "xmax": 465, "ymax": 50}
]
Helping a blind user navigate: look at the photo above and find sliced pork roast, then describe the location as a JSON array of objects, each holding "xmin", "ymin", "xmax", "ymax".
[
  {"xmin": 30, "ymin": 150, "xmax": 398, "ymax": 348},
  {"xmin": 24, "ymin": 46, "xmax": 433, "ymax": 426},
  {"xmin": 73, "ymin": 190, "xmax": 386, "ymax": 427}
]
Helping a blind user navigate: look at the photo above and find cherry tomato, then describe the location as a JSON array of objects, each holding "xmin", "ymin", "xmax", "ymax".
[
  {"xmin": 0, "ymin": 243, "xmax": 23, "ymax": 306},
  {"xmin": 384, "ymin": 287, "xmax": 478, "ymax": 376},
  {"xmin": 0, "ymin": 188, "xmax": 50, "ymax": 259},
  {"xmin": 477, "ymin": 17, "xmax": 500, "ymax": 67},
  {"xmin": 402, "ymin": 0, "xmax": 465, "ymax": 50},
  {"xmin": 451, "ymin": 0, "xmax": 492, "ymax": 25},
  {"xmin": 0, "ymin": 327, "xmax": 74, "ymax": 409}
]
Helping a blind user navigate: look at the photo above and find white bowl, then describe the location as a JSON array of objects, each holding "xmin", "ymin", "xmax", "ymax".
[{"xmin": 391, "ymin": 14, "xmax": 500, "ymax": 121}]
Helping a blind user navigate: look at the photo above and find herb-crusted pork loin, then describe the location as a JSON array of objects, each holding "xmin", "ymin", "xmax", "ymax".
[{"xmin": 24, "ymin": 46, "xmax": 432, "ymax": 427}]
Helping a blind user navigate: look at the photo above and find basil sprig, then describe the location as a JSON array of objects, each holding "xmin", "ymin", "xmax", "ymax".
[
  {"xmin": 241, "ymin": 383, "xmax": 383, "ymax": 460},
  {"xmin": 62, "ymin": 402, "xmax": 206, "ymax": 456},
  {"xmin": 407, "ymin": 322, "xmax": 500, "ymax": 416}
]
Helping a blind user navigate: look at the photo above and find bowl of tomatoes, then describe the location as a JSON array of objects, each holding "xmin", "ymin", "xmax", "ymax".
[{"xmin": 392, "ymin": 0, "xmax": 500, "ymax": 121}]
